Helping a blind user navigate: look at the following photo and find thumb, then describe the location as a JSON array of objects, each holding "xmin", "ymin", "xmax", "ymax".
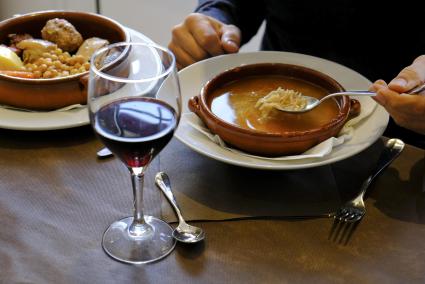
[
  {"xmin": 220, "ymin": 24, "xmax": 241, "ymax": 54},
  {"xmin": 389, "ymin": 55, "xmax": 425, "ymax": 93}
]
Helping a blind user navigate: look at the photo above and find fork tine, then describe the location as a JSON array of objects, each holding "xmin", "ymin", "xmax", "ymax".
[
  {"xmin": 328, "ymin": 218, "xmax": 340, "ymax": 240},
  {"xmin": 341, "ymin": 221, "xmax": 361, "ymax": 245},
  {"xmin": 329, "ymin": 218, "xmax": 346, "ymax": 242},
  {"xmin": 350, "ymin": 214, "xmax": 364, "ymax": 223},
  {"xmin": 337, "ymin": 211, "xmax": 351, "ymax": 221},
  {"xmin": 344, "ymin": 213, "xmax": 358, "ymax": 222},
  {"xmin": 329, "ymin": 212, "xmax": 362, "ymax": 244}
]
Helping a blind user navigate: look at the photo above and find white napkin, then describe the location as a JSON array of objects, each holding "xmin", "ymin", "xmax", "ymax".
[{"xmin": 183, "ymin": 98, "xmax": 377, "ymax": 161}]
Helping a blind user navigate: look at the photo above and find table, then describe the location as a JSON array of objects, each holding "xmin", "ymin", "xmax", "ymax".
[{"xmin": 0, "ymin": 125, "xmax": 423, "ymax": 283}]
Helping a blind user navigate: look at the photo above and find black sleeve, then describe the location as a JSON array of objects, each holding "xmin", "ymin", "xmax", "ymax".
[{"xmin": 195, "ymin": 0, "xmax": 266, "ymax": 45}]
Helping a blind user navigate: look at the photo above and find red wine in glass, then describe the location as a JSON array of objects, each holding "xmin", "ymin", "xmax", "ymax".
[{"xmin": 94, "ymin": 97, "xmax": 177, "ymax": 168}]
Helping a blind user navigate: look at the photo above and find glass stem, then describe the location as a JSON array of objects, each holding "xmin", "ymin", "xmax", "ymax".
[
  {"xmin": 128, "ymin": 167, "xmax": 152, "ymax": 237},
  {"xmin": 131, "ymin": 167, "xmax": 145, "ymax": 223}
]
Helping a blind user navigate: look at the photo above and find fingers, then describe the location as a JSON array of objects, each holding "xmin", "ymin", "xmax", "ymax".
[
  {"xmin": 371, "ymin": 79, "xmax": 425, "ymax": 134},
  {"xmin": 221, "ymin": 24, "xmax": 241, "ymax": 54},
  {"xmin": 169, "ymin": 19, "xmax": 209, "ymax": 68},
  {"xmin": 389, "ymin": 55, "xmax": 425, "ymax": 93},
  {"xmin": 168, "ymin": 40, "xmax": 196, "ymax": 69},
  {"xmin": 168, "ymin": 13, "xmax": 242, "ymax": 69},
  {"xmin": 370, "ymin": 79, "xmax": 388, "ymax": 105},
  {"xmin": 189, "ymin": 15, "xmax": 224, "ymax": 56}
]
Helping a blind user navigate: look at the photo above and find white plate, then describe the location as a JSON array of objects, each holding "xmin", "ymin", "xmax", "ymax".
[
  {"xmin": 0, "ymin": 27, "xmax": 153, "ymax": 131},
  {"xmin": 175, "ymin": 51, "xmax": 389, "ymax": 170}
]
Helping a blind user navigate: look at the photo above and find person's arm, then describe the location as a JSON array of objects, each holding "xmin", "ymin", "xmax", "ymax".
[
  {"xmin": 370, "ymin": 55, "xmax": 425, "ymax": 135},
  {"xmin": 169, "ymin": 0, "xmax": 265, "ymax": 69},
  {"xmin": 195, "ymin": 0, "xmax": 265, "ymax": 45}
]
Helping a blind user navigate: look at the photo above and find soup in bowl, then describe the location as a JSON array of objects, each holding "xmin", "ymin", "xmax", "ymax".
[{"xmin": 189, "ymin": 63, "xmax": 361, "ymax": 156}]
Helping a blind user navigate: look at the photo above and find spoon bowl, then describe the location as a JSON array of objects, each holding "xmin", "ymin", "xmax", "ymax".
[
  {"xmin": 155, "ymin": 172, "xmax": 205, "ymax": 243},
  {"xmin": 173, "ymin": 223, "xmax": 205, "ymax": 243}
]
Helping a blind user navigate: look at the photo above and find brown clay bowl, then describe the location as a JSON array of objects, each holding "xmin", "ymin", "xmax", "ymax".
[
  {"xmin": 189, "ymin": 63, "xmax": 361, "ymax": 156},
  {"xmin": 0, "ymin": 10, "xmax": 129, "ymax": 110}
]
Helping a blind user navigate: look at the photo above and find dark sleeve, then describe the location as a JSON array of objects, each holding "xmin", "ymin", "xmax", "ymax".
[{"xmin": 195, "ymin": 0, "xmax": 265, "ymax": 45}]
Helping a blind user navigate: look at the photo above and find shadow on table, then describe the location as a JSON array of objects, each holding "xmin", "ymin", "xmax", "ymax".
[
  {"xmin": 332, "ymin": 138, "xmax": 425, "ymax": 224},
  {"xmin": 159, "ymin": 139, "xmax": 393, "ymax": 220},
  {"xmin": 371, "ymin": 157, "xmax": 425, "ymax": 224},
  {"xmin": 161, "ymin": 137, "xmax": 424, "ymax": 224},
  {"xmin": 173, "ymin": 241, "xmax": 206, "ymax": 275}
]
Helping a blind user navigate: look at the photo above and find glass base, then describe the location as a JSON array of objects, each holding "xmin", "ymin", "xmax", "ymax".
[{"xmin": 102, "ymin": 216, "xmax": 176, "ymax": 264}]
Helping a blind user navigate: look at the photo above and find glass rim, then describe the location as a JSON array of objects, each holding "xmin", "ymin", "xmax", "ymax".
[{"xmin": 90, "ymin": 41, "xmax": 176, "ymax": 83}]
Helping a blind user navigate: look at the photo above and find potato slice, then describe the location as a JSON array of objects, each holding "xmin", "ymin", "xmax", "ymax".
[
  {"xmin": 76, "ymin": 37, "xmax": 109, "ymax": 62},
  {"xmin": 16, "ymin": 39, "xmax": 57, "ymax": 63}
]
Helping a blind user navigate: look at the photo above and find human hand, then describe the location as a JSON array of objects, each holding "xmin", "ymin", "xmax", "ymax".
[
  {"xmin": 370, "ymin": 55, "xmax": 425, "ymax": 134},
  {"xmin": 169, "ymin": 13, "xmax": 241, "ymax": 69}
]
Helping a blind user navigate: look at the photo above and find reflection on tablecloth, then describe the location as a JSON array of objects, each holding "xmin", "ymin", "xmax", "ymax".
[{"xmin": 159, "ymin": 138, "xmax": 385, "ymax": 222}]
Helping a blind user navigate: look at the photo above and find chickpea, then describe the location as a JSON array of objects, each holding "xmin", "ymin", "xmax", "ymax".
[
  {"xmin": 39, "ymin": 64, "xmax": 48, "ymax": 72},
  {"xmin": 33, "ymin": 70, "xmax": 42, "ymax": 78},
  {"xmin": 50, "ymin": 70, "xmax": 59, "ymax": 77},
  {"xmin": 22, "ymin": 45, "xmax": 94, "ymax": 79},
  {"xmin": 37, "ymin": 58, "xmax": 46, "ymax": 65},
  {"xmin": 53, "ymin": 60, "xmax": 62, "ymax": 68},
  {"xmin": 43, "ymin": 70, "xmax": 52, "ymax": 78},
  {"xmin": 74, "ymin": 55, "xmax": 85, "ymax": 64}
]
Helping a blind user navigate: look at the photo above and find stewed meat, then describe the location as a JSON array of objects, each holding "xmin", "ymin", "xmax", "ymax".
[{"xmin": 41, "ymin": 18, "xmax": 83, "ymax": 52}]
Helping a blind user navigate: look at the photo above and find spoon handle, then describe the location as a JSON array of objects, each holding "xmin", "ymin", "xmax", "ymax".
[
  {"xmin": 328, "ymin": 90, "xmax": 376, "ymax": 97},
  {"xmin": 155, "ymin": 172, "xmax": 185, "ymax": 223},
  {"xmin": 96, "ymin": 147, "xmax": 113, "ymax": 158},
  {"xmin": 319, "ymin": 91, "xmax": 376, "ymax": 104}
]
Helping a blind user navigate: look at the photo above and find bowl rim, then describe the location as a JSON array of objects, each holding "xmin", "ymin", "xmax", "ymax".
[
  {"xmin": 198, "ymin": 62, "xmax": 350, "ymax": 139},
  {"xmin": 0, "ymin": 10, "xmax": 130, "ymax": 84}
]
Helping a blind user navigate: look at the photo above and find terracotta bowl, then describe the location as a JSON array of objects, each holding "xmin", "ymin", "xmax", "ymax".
[
  {"xmin": 0, "ymin": 10, "xmax": 129, "ymax": 110},
  {"xmin": 189, "ymin": 63, "xmax": 361, "ymax": 156}
]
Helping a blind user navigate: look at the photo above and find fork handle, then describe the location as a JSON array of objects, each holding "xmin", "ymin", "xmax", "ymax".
[{"xmin": 359, "ymin": 139, "xmax": 405, "ymax": 198}]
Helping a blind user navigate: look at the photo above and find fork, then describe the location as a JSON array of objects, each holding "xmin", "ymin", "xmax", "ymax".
[{"xmin": 334, "ymin": 138, "xmax": 405, "ymax": 223}]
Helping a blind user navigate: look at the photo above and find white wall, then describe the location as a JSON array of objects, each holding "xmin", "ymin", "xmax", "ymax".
[{"xmin": 0, "ymin": 0, "xmax": 95, "ymax": 19}]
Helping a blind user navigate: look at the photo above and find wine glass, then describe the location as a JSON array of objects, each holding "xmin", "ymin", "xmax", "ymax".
[{"xmin": 88, "ymin": 42, "xmax": 181, "ymax": 264}]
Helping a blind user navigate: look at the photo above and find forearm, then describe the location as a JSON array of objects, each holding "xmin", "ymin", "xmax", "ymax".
[{"xmin": 195, "ymin": 0, "xmax": 265, "ymax": 45}]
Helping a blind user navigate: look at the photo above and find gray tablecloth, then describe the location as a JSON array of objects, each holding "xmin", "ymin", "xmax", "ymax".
[{"xmin": 0, "ymin": 126, "xmax": 424, "ymax": 283}]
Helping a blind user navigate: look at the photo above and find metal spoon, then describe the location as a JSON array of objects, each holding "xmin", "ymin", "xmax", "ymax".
[
  {"xmin": 96, "ymin": 147, "xmax": 113, "ymax": 158},
  {"xmin": 276, "ymin": 83, "xmax": 425, "ymax": 113},
  {"xmin": 275, "ymin": 90, "xmax": 376, "ymax": 113},
  {"xmin": 155, "ymin": 172, "xmax": 205, "ymax": 243}
]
